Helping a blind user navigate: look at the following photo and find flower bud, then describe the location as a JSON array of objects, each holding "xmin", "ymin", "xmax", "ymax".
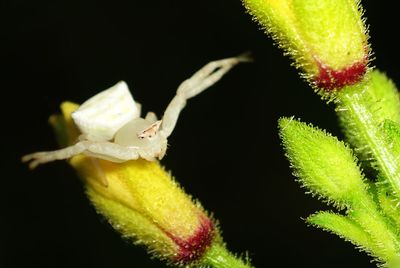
[
  {"xmin": 50, "ymin": 102, "xmax": 217, "ymax": 265},
  {"xmin": 81, "ymin": 158, "xmax": 215, "ymax": 264},
  {"xmin": 278, "ymin": 117, "xmax": 368, "ymax": 207},
  {"xmin": 243, "ymin": 0, "xmax": 370, "ymax": 91}
]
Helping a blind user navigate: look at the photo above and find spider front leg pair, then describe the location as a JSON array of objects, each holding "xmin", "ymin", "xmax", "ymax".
[
  {"xmin": 22, "ymin": 141, "xmax": 141, "ymax": 169},
  {"xmin": 22, "ymin": 54, "xmax": 251, "ymax": 169}
]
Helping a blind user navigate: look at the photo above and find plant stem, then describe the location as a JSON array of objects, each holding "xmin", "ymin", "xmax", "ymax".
[
  {"xmin": 337, "ymin": 88, "xmax": 400, "ymax": 201},
  {"xmin": 200, "ymin": 243, "xmax": 251, "ymax": 268}
]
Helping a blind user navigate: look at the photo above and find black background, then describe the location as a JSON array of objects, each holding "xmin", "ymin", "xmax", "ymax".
[{"xmin": 2, "ymin": 1, "xmax": 400, "ymax": 267}]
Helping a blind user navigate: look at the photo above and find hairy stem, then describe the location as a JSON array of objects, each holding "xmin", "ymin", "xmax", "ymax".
[
  {"xmin": 337, "ymin": 87, "xmax": 400, "ymax": 201},
  {"xmin": 200, "ymin": 243, "xmax": 250, "ymax": 268}
]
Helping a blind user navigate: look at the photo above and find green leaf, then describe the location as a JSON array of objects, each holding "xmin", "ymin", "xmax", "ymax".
[
  {"xmin": 309, "ymin": 211, "xmax": 400, "ymax": 263},
  {"xmin": 307, "ymin": 212, "xmax": 375, "ymax": 255},
  {"xmin": 349, "ymin": 206, "xmax": 400, "ymax": 262}
]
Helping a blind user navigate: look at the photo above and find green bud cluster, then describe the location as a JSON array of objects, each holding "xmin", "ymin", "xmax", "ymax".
[{"xmin": 244, "ymin": 0, "xmax": 400, "ymax": 265}]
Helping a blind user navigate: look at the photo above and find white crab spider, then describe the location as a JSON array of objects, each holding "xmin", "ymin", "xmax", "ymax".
[{"xmin": 22, "ymin": 54, "xmax": 250, "ymax": 169}]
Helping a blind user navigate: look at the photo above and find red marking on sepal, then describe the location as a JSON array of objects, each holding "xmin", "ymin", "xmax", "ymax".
[
  {"xmin": 314, "ymin": 59, "xmax": 367, "ymax": 91},
  {"xmin": 168, "ymin": 214, "xmax": 215, "ymax": 264}
]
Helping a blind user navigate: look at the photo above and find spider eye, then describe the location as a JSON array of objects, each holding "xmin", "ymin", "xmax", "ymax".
[
  {"xmin": 137, "ymin": 120, "xmax": 162, "ymax": 139},
  {"xmin": 115, "ymin": 118, "xmax": 162, "ymax": 147}
]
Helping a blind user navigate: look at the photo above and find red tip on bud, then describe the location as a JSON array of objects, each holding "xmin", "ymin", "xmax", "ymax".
[
  {"xmin": 315, "ymin": 59, "xmax": 368, "ymax": 91},
  {"xmin": 169, "ymin": 215, "xmax": 215, "ymax": 263}
]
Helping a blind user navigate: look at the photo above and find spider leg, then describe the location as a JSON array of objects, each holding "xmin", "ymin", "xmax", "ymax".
[
  {"xmin": 22, "ymin": 141, "xmax": 91, "ymax": 169},
  {"xmin": 177, "ymin": 53, "xmax": 251, "ymax": 99},
  {"xmin": 145, "ymin": 111, "xmax": 158, "ymax": 123},
  {"xmin": 84, "ymin": 142, "xmax": 140, "ymax": 162},
  {"xmin": 160, "ymin": 54, "xmax": 250, "ymax": 137},
  {"xmin": 22, "ymin": 141, "xmax": 141, "ymax": 169}
]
